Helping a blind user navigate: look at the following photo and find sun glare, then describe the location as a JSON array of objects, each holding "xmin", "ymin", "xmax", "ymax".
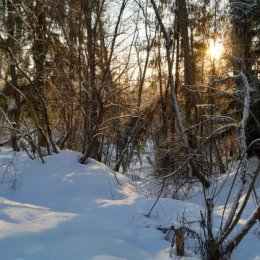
[{"xmin": 209, "ymin": 40, "xmax": 223, "ymax": 60}]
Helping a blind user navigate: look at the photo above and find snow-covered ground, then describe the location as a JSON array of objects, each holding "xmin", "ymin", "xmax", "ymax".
[{"xmin": 0, "ymin": 148, "xmax": 259, "ymax": 260}]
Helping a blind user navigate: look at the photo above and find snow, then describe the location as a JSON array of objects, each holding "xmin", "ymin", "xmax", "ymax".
[
  {"xmin": 0, "ymin": 149, "xmax": 171, "ymax": 260},
  {"xmin": 0, "ymin": 148, "xmax": 259, "ymax": 260}
]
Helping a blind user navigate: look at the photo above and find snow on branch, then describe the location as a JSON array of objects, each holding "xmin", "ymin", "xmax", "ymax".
[
  {"xmin": 218, "ymin": 72, "xmax": 254, "ymax": 245},
  {"xmin": 224, "ymin": 206, "xmax": 260, "ymax": 257}
]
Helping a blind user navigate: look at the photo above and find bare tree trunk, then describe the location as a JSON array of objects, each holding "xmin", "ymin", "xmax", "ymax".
[
  {"xmin": 176, "ymin": 0, "xmax": 195, "ymax": 124},
  {"xmin": 32, "ymin": 2, "xmax": 58, "ymax": 154},
  {"xmin": 7, "ymin": 0, "xmax": 20, "ymax": 151},
  {"xmin": 175, "ymin": 228, "xmax": 184, "ymax": 256},
  {"xmin": 80, "ymin": 0, "xmax": 104, "ymax": 162},
  {"xmin": 150, "ymin": 0, "xmax": 210, "ymax": 188},
  {"xmin": 205, "ymin": 73, "xmax": 259, "ymax": 260}
]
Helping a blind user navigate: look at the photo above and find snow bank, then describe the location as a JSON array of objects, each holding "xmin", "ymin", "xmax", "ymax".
[
  {"xmin": 0, "ymin": 149, "xmax": 173, "ymax": 260},
  {"xmin": 0, "ymin": 149, "xmax": 259, "ymax": 260}
]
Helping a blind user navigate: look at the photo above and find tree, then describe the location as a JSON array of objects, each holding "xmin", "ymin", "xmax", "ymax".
[
  {"xmin": 6, "ymin": 0, "xmax": 21, "ymax": 151},
  {"xmin": 229, "ymin": 0, "xmax": 260, "ymax": 156},
  {"xmin": 30, "ymin": 0, "xmax": 58, "ymax": 154},
  {"xmin": 150, "ymin": 0, "xmax": 210, "ymax": 188}
]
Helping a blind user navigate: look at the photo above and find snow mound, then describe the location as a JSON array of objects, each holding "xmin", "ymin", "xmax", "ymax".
[
  {"xmin": 0, "ymin": 149, "xmax": 173, "ymax": 260},
  {"xmin": 0, "ymin": 150, "xmax": 133, "ymax": 212},
  {"xmin": 1, "ymin": 149, "xmax": 258, "ymax": 260}
]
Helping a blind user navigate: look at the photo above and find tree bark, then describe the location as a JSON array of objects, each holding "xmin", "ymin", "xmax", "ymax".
[
  {"xmin": 80, "ymin": 0, "xmax": 104, "ymax": 162},
  {"xmin": 7, "ymin": 0, "xmax": 20, "ymax": 151},
  {"xmin": 175, "ymin": 228, "xmax": 184, "ymax": 256}
]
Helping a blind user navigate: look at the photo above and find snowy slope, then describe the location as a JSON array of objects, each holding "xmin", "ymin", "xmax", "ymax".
[
  {"xmin": 0, "ymin": 149, "xmax": 259, "ymax": 260},
  {"xmin": 0, "ymin": 149, "xmax": 174, "ymax": 260}
]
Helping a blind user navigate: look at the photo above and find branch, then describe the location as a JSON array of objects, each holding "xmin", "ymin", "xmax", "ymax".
[
  {"xmin": 218, "ymin": 72, "xmax": 251, "ymax": 242},
  {"xmin": 145, "ymin": 179, "xmax": 165, "ymax": 218},
  {"xmin": 218, "ymin": 160, "xmax": 260, "ymax": 246},
  {"xmin": 224, "ymin": 206, "xmax": 260, "ymax": 256}
]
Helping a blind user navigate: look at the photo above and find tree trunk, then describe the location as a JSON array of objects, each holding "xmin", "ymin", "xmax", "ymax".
[
  {"xmin": 175, "ymin": 228, "xmax": 184, "ymax": 256},
  {"xmin": 176, "ymin": 0, "xmax": 200, "ymax": 124},
  {"xmin": 32, "ymin": 1, "xmax": 58, "ymax": 154},
  {"xmin": 80, "ymin": 0, "xmax": 105, "ymax": 163},
  {"xmin": 150, "ymin": 0, "xmax": 210, "ymax": 188},
  {"xmin": 7, "ymin": 0, "xmax": 20, "ymax": 151}
]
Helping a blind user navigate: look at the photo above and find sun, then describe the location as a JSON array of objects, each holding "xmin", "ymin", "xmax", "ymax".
[{"xmin": 209, "ymin": 40, "xmax": 223, "ymax": 60}]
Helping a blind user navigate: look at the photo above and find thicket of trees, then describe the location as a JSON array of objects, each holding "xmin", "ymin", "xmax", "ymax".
[{"xmin": 0, "ymin": 0, "xmax": 259, "ymax": 259}]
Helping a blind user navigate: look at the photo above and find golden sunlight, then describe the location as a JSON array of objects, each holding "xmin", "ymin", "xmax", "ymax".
[{"xmin": 209, "ymin": 40, "xmax": 223, "ymax": 60}]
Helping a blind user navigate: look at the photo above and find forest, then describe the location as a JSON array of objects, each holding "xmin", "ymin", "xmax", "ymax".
[{"xmin": 0, "ymin": 0, "xmax": 260, "ymax": 259}]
